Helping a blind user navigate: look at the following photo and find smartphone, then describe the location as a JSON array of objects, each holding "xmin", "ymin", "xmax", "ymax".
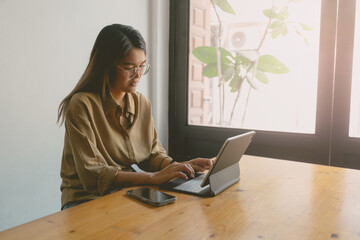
[{"xmin": 126, "ymin": 187, "xmax": 176, "ymax": 207}]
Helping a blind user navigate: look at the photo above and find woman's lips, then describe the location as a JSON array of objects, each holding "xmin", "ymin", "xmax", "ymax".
[{"xmin": 130, "ymin": 81, "xmax": 138, "ymax": 87}]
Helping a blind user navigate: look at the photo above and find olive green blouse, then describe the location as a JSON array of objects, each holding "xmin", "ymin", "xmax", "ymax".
[{"xmin": 60, "ymin": 91, "xmax": 171, "ymax": 208}]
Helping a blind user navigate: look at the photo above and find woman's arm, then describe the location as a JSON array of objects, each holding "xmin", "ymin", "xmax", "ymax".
[
  {"xmin": 115, "ymin": 162, "xmax": 197, "ymax": 186},
  {"xmin": 159, "ymin": 157, "xmax": 213, "ymax": 172}
]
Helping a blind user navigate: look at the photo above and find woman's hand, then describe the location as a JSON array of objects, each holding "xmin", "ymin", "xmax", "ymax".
[
  {"xmin": 150, "ymin": 162, "xmax": 195, "ymax": 185},
  {"xmin": 149, "ymin": 157, "xmax": 213, "ymax": 185},
  {"xmin": 187, "ymin": 158, "xmax": 213, "ymax": 172}
]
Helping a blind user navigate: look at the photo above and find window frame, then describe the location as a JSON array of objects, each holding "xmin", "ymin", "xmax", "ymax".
[
  {"xmin": 330, "ymin": 0, "xmax": 360, "ymax": 168},
  {"xmin": 169, "ymin": 0, "xmax": 360, "ymax": 169}
]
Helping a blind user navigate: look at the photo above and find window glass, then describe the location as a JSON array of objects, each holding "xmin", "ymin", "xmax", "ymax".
[
  {"xmin": 188, "ymin": 0, "xmax": 321, "ymax": 133},
  {"xmin": 349, "ymin": 0, "xmax": 360, "ymax": 137}
]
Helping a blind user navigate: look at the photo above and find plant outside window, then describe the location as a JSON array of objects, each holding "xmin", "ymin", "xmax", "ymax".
[{"xmin": 188, "ymin": 0, "xmax": 320, "ymax": 134}]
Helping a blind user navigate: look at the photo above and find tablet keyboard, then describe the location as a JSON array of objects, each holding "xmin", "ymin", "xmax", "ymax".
[{"xmin": 174, "ymin": 174, "xmax": 207, "ymax": 193}]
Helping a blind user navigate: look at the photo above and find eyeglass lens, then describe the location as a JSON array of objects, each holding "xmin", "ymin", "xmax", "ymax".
[{"xmin": 129, "ymin": 64, "xmax": 150, "ymax": 79}]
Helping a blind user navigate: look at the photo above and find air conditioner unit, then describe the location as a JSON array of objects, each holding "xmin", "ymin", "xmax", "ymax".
[{"xmin": 222, "ymin": 22, "xmax": 264, "ymax": 51}]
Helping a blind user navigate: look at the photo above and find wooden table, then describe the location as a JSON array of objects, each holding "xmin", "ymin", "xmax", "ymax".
[{"xmin": 1, "ymin": 156, "xmax": 360, "ymax": 240}]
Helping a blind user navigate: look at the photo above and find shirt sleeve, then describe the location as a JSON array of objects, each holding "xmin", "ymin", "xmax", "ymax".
[
  {"xmin": 65, "ymin": 99, "xmax": 120, "ymax": 196},
  {"xmin": 146, "ymin": 128, "xmax": 172, "ymax": 171}
]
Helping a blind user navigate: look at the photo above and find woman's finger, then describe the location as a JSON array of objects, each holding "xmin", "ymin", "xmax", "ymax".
[
  {"xmin": 183, "ymin": 163, "xmax": 195, "ymax": 178},
  {"xmin": 190, "ymin": 163, "xmax": 205, "ymax": 172},
  {"xmin": 175, "ymin": 171, "xmax": 188, "ymax": 180},
  {"xmin": 190, "ymin": 158, "xmax": 213, "ymax": 168},
  {"xmin": 167, "ymin": 162, "xmax": 194, "ymax": 178}
]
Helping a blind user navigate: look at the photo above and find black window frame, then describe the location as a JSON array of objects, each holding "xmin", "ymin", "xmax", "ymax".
[{"xmin": 169, "ymin": 0, "xmax": 360, "ymax": 169}]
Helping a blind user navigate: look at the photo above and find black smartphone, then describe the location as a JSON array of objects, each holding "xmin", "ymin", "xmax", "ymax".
[{"xmin": 126, "ymin": 187, "xmax": 176, "ymax": 207}]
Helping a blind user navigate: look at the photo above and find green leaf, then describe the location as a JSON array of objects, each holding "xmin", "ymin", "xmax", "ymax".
[
  {"xmin": 270, "ymin": 21, "xmax": 282, "ymax": 30},
  {"xmin": 230, "ymin": 85, "xmax": 237, "ymax": 92},
  {"xmin": 246, "ymin": 75, "xmax": 258, "ymax": 89},
  {"xmin": 192, "ymin": 46, "xmax": 234, "ymax": 65},
  {"xmin": 271, "ymin": 29, "xmax": 282, "ymax": 39},
  {"xmin": 219, "ymin": 47, "xmax": 231, "ymax": 55},
  {"xmin": 192, "ymin": 46, "xmax": 217, "ymax": 64},
  {"xmin": 234, "ymin": 52, "xmax": 251, "ymax": 64},
  {"xmin": 295, "ymin": 29, "xmax": 304, "ymax": 37},
  {"xmin": 295, "ymin": 30, "xmax": 311, "ymax": 46},
  {"xmin": 202, "ymin": 62, "xmax": 233, "ymax": 78},
  {"xmin": 300, "ymin": 22, "xmax": 314, "ymax": 31},
  {"xmin": 281, "ymin": 25, "xmax": 288, "ymax": 36},
  {"xmin": 255, "ymin": 70, "xmax": 269, "ymax": 84},
  {"xmin": 263, "ymin": 8, "xmax": 278, "ymax": 19},
  {"xmin": 229, "ymin": 74, "xmax": 243, "ymax": 92},
  {"xmin": 202, "ymin": 63, "xmax": 218, "ymax": 78},
  {"xmin": 213, "ymin": 0, "xmax": 236, "ymax": 15},
  {"xmin": 279, "ymin": 6, "xmax": 289, "ymax": 20},
  {"xmin": 222, "ymin": 67, "xmax": 235, "ymax": 81},
  {"xmin": 257, "ymin": 55, "xmax": 289, "ymax": 74},
  {"xmin": 229, "ymin": 76, "xmax": 237, "ymax": 92},
  {"xmin": 219, "ymin": 47, "xmax": 234, "ymax": 64},
  {"xmin": 263, "ymin": 8, "xmax": 272, "ymax": 18},
  {"xmin": 304, "ymin": 38, "xmax": 310, "ymax": 47}
]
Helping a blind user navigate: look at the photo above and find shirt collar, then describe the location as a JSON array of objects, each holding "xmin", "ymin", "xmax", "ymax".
[{"xmin": 103, "ymin": 92, "xmax": 135, "ymax": 117}]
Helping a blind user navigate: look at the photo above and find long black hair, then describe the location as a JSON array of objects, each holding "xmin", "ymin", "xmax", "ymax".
[{"xmin": 57, "ymin": 24, "xmax": 146, "ymax": 125}]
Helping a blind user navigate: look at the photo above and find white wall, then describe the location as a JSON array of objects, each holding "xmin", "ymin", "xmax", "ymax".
[{"xmin": 0, "ymin": 0, "xmax": 169, "ymax": 231}]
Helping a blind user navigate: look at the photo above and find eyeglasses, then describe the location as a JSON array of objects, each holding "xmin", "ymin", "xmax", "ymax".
[{"xmin": 115, "ymin": 63, "xmax": 151, "ymax": 80}]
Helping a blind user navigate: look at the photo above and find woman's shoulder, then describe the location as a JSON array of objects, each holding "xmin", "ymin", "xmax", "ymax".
[
  {"xmin": 71, "ymin": 92, "xmax": 99, "ymax": 103},
  {"xmin": 133, "ymin": 91, "xmax": 151, "ymax": 106},
  {"xmin": 131, "ymin": 91, "xmax": 153, "ymax": 118},
  {"xmin": 68, "ymin": 92, "xmax": 101, "ymax": 112}
]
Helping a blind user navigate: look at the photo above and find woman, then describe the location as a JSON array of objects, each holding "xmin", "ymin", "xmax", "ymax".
[{"xmin": 57, "ymin": 24, "xmax": 212, "ymax": 210}]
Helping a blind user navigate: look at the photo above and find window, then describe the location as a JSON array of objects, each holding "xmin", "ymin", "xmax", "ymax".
[
  {"xmin": 188, "ymin": 0, "xmax": 321, "ymax": 134},
  {"xmin": 169, "ymin": 0, "xmax": 360, "ymax": 169},
  {"xmin": 349, "ymin": 0, "xmax": 360, "ymax": 137}
]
